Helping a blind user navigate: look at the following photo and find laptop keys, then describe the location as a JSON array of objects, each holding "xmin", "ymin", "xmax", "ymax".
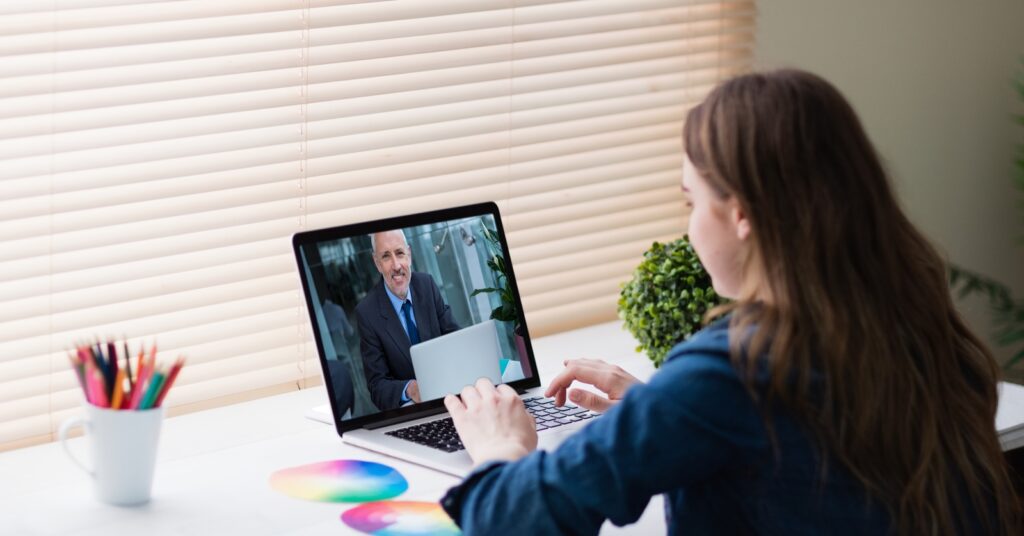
[
  {"xmin": 387, "ymin": 418, "xmax": 465, "ymax": 452},
  {"xmin": 386, "ymin": 397, "xmax": 599, "ymax": 453},
  {"xmin": 525, "ymin": 397, "xmax": 598, "ymax": 430}
]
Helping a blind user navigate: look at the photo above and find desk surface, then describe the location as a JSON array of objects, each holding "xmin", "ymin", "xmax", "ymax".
[
  {"xmin": 3, "ymin": 320, "xmax": 1024, "ymax": 535},
  {"xmin": 0, "ymin": 321, "xmax": 663, "ymax": 536}
]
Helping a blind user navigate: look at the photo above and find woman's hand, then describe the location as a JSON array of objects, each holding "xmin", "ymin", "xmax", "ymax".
[
  {"xmin": 445, "ymin": 378, "xmax": 538, "ymax": 467},
  {"xmin": 544, "ymin": 358, "xmax": 642, "ymax": 413}
]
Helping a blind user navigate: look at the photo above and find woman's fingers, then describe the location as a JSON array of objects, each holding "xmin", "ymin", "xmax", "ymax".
[
  {"xmin": 455, "ymin": 379, "xmax": 503, "ymax": 413},
  {"xmin": 568, "ymin": 388, "xmax": 612, "ymax": 413},
  {"xmin": 473, "ymin": 377, "xmax": 498, "ymax": 405},
  {"xmin": 544, "ymin": 361, "xmax": 597, "ymax": 399},
  {"xmin": 459, "ymin": 382, "xmax": 482, "ymax": 408},
  {"xmin": 496, "ymin": 383, "xmax": 521, "ymax": 403},
  {"xmin": 544, "ymin": 360, "xmax": 620, "ymax": 400},
  {"xmin": 544, "ymin": 359, "xmax": 642, "ymax": 410},
  {"xmin": 444, "ymin": 394, "xmax": 466, "ymax": 418},
  {"xmin": 567, "ymin": 358, "xmax": 610, "ymax": 367}
]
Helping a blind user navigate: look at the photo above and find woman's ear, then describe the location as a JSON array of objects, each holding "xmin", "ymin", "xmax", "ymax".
[{"xmin": 730, "ymin": 201, "xmax": 751, "ymax": 241}]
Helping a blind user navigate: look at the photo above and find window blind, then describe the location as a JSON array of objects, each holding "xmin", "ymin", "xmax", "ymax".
[{"xmin": 0, "ymin": 0, "xmax": 755, "ymax": 451}]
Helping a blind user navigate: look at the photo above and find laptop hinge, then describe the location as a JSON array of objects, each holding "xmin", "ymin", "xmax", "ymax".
[{"xmin": 363, "ymin": 405, "xmax": 447, "ymax": 430}]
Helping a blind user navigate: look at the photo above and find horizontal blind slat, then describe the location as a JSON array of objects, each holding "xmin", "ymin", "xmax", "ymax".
[
  {"xmin": 519, "ymin": 257, "xmax": 644, "ymax": 297},
  {"xmin": 523, "ymin": 274, "xmax": 633, "ymax": 313},
  {"xmin": 0, "ymin": 247, "xmax": 289, "ymax": 303},
  {"xmin": 525, "ymin": 293, "xmax": 621, "ymax": 338},
  {"xmin": 0, "ymin": 256, "xmax": 296, "ymax": 323},
  {"xmin": 507, "ymin": 184, "xmax": 683, "ymax": 231},
  {"xmin": 515, "ymin": 232, "xmax": 684, "ymax": 283},
  {"xmin": 507, "ymin": 202, "xmax": 684, "ymax": 249},
  {"xmin": 0, "ymin": 308, "xmax": 304, "ymax": 372},
  {"xmin": 513, "ymin": 218, "xmax": 683, "ymax": 264},
  {"xmin": 0, "ymin": 291, "xmax": 301, "ymax": 349}
]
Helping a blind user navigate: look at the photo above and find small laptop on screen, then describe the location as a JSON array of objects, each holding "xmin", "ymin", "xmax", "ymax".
[
  {"xmin": 411, "ymin": 319, "xmax": 503, "ymax": 403},
  {"xmin": 292, "ymin": 202, "xmax": 598, "ymax": 477}
]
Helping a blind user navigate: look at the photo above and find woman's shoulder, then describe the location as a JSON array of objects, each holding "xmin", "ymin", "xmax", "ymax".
[
  {"xmin": 638, "ymin": 319, "xmax": 755, "ymax": 405},
  {"xmin": 649, "ymin": 316, "xmax": 774, "ymax": 402},
  {"xmin": 627, "ymin": 318, "xmax": 769, "ymax": 456},
  {"xmin": 663, "ymin": 317, "xmax": 735, "ymax": 367}
]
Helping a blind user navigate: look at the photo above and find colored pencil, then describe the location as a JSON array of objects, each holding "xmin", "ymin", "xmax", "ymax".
[
  {"xmin": 129, "ymin": 359, "xmax": 151, "ymax": 410},
  {"xmin": 131, "ymin": 347, "xmax": 158, "ymax": 410},
  {"xmin": 127, "ymin": 346, "xmax": 146, "ymax": 409},
  {"xmin": 68, "ymin": 352, "xmax": 86, "ymax": 396},
  {"xmin": 154, "ymin": 358, "xmax": 184, "ymax": 408},
  {"xmin": 82, "ymin": 356, "xmax": 95, "ymax": 404},
  {"xmin": 139, "ymin": 371, "xmax": 165, "ymax": 410},
  {"xmin": 110, "ymin": 368, "xmax": 126, "ymax": 409},
  {"xmin": 123, "ymin": 340, "xmax": 134, "ymax": 391},
  {"xmin": 107, "ymin": 341, "xmax": 118, "ymax": 382},
  {"xmin": 89, "ymin": 344, "xmax": 109, "ymax": 397},
  {"xmin": 82, "ymin": 349, "xmax": 98, "ymax": 403},
  {"xmin": 88, "ymin": 365, "xmax": 109, "ymax": 408}
]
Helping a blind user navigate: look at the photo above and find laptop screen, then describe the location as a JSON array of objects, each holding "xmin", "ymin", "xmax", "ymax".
[{"xmin": 293, "ymin": 202, "xmax": 540, "ymax": 432}]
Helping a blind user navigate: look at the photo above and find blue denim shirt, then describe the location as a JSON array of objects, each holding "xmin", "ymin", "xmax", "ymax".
[{"xmin": 441, "ymin": 320, "xmax": 894, "ymax": 535}]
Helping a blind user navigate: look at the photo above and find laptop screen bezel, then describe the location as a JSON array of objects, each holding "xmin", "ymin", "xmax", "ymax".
[{"xmin": 292, "ymin": 201, "xmax": 542, "ymax": 435}]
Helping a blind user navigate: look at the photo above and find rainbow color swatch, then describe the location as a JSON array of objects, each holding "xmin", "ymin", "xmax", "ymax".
[
  {"xmin": 269, "ymin": 460, "xmax": 408, "ymax": 503},
  {"xmin": 342, "ymin": 501, "xmax": 461, "ymax": 535}
]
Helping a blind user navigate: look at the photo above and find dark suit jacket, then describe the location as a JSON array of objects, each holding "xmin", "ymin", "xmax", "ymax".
[{"xmin": 354, "ymin": 271, "xmax": 459, "ymax": 410}]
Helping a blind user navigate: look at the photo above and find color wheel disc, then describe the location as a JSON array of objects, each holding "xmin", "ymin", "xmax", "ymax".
[
  {"xmin": 269, "ymin": 460, "xmax": 408, "ymax": 503},
  {"xmin": 342, "ymin": 501, "xmax": 461, "ymax": 535}
]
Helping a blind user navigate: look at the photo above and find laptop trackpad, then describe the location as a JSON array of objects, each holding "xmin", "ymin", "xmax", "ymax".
[{"xmin": 538, "ymin": 424, "xmax": 580, "ymax": 450}]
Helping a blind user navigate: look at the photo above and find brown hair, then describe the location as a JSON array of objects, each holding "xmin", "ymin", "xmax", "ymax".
[{"xmin": 683, "ymin": 69, "xmax": 1019, "ymax": 535}]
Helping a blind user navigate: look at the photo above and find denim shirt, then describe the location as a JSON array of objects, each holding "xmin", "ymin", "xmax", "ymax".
[{"xmin": 441, "ymin": 320, "xmax": 894, "ymax": 535}]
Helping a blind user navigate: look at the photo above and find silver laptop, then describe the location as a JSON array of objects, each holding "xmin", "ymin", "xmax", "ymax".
[
  {"xmin": 293, "ymin": 202, "xmax": 598, "ymax": 477},
  {"xmin": 411, "ymin": 320, "xmax": 503, "ymax": 403}
]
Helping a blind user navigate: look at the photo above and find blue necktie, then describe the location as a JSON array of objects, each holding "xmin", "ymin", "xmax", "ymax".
[{"xmin": 401, "ymin": 300, "xmax": 421, "ymax": 345}]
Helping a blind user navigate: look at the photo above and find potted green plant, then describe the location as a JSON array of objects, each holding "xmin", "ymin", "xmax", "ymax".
[
  {"xmin": 471, "ymin": 224, "xmax": 532, "ymax": 377},
  {"xmin": 618, "ymin": 237, "xmax": 724, "ymax": 367}
]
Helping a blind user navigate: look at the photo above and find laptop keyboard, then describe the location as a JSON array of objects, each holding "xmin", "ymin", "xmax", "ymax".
[{"xmin": 385, "ymin": 396, "xmax": 599, "ymax": 453}]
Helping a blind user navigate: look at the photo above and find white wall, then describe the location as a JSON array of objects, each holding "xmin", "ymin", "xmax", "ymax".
[{"xmin": 756, "ymin": 0, "xmax": 1024, "ymax": 367}]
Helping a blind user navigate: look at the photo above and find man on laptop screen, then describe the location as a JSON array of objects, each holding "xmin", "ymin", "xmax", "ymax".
[
  {"xmin": 293, "ymin": 203, "xmax": 597, "ymax": 477},
  {"xmin": 355, "ymin": 229, "xmax": 460, "ymax": 410}
]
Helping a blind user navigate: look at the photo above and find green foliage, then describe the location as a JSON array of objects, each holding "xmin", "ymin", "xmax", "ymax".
[
  {"xmin": 470, "ymin": 225, "xmax": 518, "ymax": 325},
  {"xmin": 949, "ymin": 60, "xmax": 1024, "ymax": 370},
  {"xmin": 617, "ymin": 237, "xmax": 724, "ymax": 368},
  {"xmin": 950, "ymin": 266, "xmax": 1024, "ymax": 369}
]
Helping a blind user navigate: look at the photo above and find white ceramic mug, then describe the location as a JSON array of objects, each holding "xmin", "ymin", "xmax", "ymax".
[{"xmin": 59, "ymin": 404, "xmax": 164, "ymax": 506}]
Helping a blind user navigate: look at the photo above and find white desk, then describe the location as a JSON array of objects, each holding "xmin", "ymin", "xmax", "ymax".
[
  {"xmin": 0, "ymin": 321, "xmax": 662, "ymax": 536},
  {"xmin": 3, "ymin": 320, "xmax": 1023, "ymax": 535}
]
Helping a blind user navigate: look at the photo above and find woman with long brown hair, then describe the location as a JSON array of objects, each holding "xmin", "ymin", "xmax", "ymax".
[{"xmin": 440, "ymin": 69, "xmax": 1020, "ymax": 534}]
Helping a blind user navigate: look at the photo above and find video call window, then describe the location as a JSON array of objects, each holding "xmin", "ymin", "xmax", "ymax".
[{"xmin": 298, "ymin": 214, "xmax": 532, "ymax": 421}]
